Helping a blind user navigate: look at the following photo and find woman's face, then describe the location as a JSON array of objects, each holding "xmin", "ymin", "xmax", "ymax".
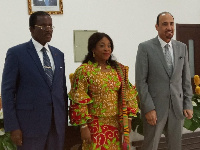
[{"xmin": 93, "ymin": 37, "xmax": 112, "ymax": 63}]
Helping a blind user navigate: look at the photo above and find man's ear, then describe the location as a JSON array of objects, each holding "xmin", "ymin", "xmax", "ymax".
[
  {"xmin": 29, "ymin": 26, "xmax": 34, "ymax": 33},
  {"xmin": 155, "ymin": 24, "xmax": 158, "ymax": 31}
]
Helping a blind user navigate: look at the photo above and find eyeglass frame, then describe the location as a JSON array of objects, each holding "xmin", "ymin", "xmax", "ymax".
[{"xmin": 34, "ymin": 25, "xmax": 55, "ymax": 30}]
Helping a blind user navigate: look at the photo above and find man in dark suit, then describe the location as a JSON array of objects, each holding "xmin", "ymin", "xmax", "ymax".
[
  {"xmin": 135, "ymin": 12, "xmax": 193, "ymax": 150},
  {"xmin": 1, "ymin": 11, "xmax": 67, "ymax": 150}
]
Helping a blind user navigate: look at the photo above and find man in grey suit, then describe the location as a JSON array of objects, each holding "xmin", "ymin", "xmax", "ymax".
[{"xmin": 135, "ymin": 12, "xmax": 193, "ymax": 150}]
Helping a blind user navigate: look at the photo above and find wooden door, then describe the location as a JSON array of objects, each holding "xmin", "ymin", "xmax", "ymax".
[{"xmin": 176, "ymin": 24, "xmax": 200, "ymax": 91}]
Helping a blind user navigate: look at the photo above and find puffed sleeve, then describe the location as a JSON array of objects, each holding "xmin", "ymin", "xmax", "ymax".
[
  {"xmin": 68, "ymin": 64, "xmax": 93, "ymax": 126},
  {"xmin": 126, "ymin": 82, "xmax": 139, "ymax": 117}
]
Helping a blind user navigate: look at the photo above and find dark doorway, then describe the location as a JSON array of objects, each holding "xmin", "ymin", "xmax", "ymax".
[{"xmin": 176, "ymin": 24, "xmax": 200, "ymax": 91}]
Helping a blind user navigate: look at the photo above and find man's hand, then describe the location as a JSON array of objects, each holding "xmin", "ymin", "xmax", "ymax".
[
  {"xmin": 80, "ymin": 125, "xmax": 92, "ymax": 144},
  {"xmin": 145, "ymin": 110, "xmax": 157, "ymax": 125},
  {"xmin": 184, "ymin": 109, "xmax": 193, "ymax": 119},
  {"xmin": 10, "ymin": 129, "xmax": 22, "ymax": 146}
]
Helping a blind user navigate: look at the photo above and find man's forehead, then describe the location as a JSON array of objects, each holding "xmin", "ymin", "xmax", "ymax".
[
  {"xmin": 160, "ymin": 13, "xmax": 173, "ymax": 18},
  {"xmin": 36, "ymin": 15, "xmax": 52, "ymax": 22},
  {"xmin": 160, "ymin": 14, "xmax": 174, "ymax": 21},
  {"xmin": 161, "ymin": 13, "xmax": 167, "ymax": 17}
]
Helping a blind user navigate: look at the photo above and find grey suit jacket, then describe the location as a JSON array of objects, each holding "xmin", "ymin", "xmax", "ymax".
[{"xmin": 135, "ymin": 37, "xmax": 193, "ymax": 122}]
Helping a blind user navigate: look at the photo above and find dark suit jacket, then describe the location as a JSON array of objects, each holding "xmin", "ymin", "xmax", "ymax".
[{"xmin": 1, "ymin": 40, "xmax": 67, "ymax": 138}]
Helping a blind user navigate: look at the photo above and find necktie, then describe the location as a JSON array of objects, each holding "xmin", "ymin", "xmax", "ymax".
[
  {"xmin": 41, "ymin": 47, "xmax": 53, "ymax": 85},
  {"xmin": 164, "ymin": 44, "xmax": 173, "ymax": 76}
]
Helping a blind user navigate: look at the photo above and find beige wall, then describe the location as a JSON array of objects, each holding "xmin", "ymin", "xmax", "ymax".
[
  {"xmin": 0, "ymin": 0, "xmax": 200, "ymax": 140},
  {"xmin": 1, "ymin": 0, "xmax": 200, "ymax": 90}
]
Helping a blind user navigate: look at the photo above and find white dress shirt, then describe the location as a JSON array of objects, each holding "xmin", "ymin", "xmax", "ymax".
[
  {"xmin": 31, "ymin": 38, "xmax": 55, "ymax": 72},
  {"xmin": 158, "ymin": 36, "xmax": 174, "ymax": 66}
]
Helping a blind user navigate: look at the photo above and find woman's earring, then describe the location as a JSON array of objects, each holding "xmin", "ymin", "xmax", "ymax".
[
  {"xmin": 106, "ymin": 60, "xmax": 110, "ymax": 65},
  {"xmin": 93, "ymin": 52, "xmax": 95, "ymax": 57}
]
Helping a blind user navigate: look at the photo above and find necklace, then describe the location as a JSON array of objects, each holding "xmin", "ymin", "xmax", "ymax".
[{"xmin": 99, "ymin": 65, "xmax": 111, "ymax": 70}]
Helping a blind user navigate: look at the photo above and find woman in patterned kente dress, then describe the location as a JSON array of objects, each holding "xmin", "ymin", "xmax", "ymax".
[{"xmin": 69, "ymin": 32, "xmax": 138, "ymax": 150}]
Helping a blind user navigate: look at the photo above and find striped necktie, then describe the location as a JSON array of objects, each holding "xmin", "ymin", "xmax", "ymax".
[
  {"xmin": 164, "ymin": 44, "xmax": 173, "ymax": 76},
  {"xmin": 41, "ymin": 47, "xmax": 53, "ymax": 85}
]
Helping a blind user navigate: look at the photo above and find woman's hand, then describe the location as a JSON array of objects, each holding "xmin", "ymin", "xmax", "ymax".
[{"xmin": 80, "ymin": 125, "xmax": 92, "ymax": 144}]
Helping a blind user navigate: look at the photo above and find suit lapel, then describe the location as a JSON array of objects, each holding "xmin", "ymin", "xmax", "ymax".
[
  {"xmin": 49, "ymin": 46, "xmax": 58, "ymax": 86},
  {"xmin": 26, "ymin": 40, "xmax": 51, "ymax": 88},
  {"xmin": 153, "ymin": 37, "xmax": 171, "ymax": 77},
  {"xmin": 171, "ymin": 40, "xmax": 179, "ymax": 77}
]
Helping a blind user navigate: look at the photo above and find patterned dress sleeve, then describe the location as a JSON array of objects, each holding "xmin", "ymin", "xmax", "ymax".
[
  {"xmin": 68, "ymin": 64, "xmax": 93, "ymax": 126},
  {"xmin": 126, "ymin": 81, "xmax": 139, "ymax": 117}
]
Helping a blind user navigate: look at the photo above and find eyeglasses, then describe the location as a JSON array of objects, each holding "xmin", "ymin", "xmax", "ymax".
[{"xmin": 34, "ymin": 25, "xmax": 55, "ymax": 30}]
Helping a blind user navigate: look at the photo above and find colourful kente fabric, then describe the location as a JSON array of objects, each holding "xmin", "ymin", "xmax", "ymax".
[
  {"xmin": 68, "ymin": 61, "xmax": 138, "ymax": 150},
  {"xmin": 116, "ymin": 62, "xmax": 131, "ymax": 149}
]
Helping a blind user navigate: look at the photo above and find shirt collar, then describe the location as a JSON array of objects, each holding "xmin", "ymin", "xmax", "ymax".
[
  {"xmin": 157, "ymin": 36, "xmax": 172, "ymax": 48},
  {"xmin": 31, "ymin": 38, "xmax": 49, "ymax": 52}
]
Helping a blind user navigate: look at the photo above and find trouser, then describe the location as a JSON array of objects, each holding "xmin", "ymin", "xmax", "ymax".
[
  {"xmin": 18, "ymin": 110, "xmax": 64, "ymax": 150},
  {"xmin": 142, "ymin": 103, "xmax": 184, "ymax": 150}
]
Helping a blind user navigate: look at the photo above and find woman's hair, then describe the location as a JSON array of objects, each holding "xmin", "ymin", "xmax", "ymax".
[{"xmin": 82, "ymin": 32, "xmax": 117, "ymax": 68}]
